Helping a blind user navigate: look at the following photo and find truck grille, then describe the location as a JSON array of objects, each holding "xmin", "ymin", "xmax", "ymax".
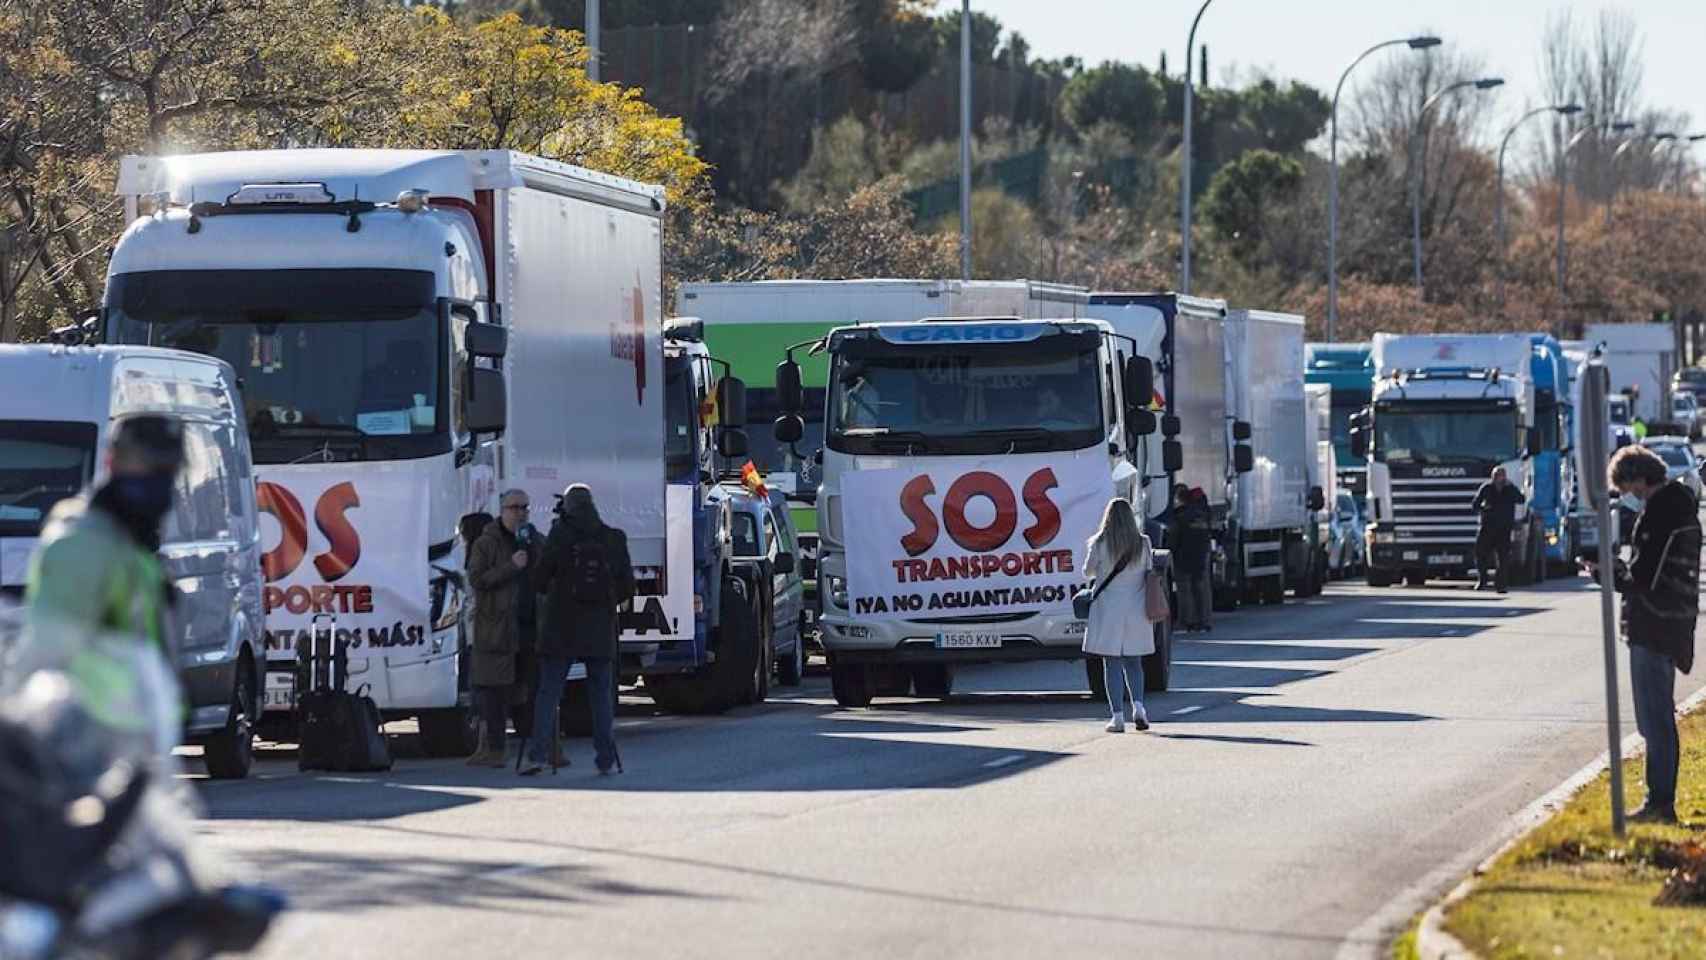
[{"xmin": 1390, "ymin": 476, "xmax": 1481, "ymax": 545}]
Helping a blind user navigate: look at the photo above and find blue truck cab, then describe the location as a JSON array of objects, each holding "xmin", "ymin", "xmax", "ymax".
[
  {"xmin": 1528, "ymin": 334, "xmax": 1574, "ymax": 573},
  {"xmin": 1304, "ymin": 343, "xmax": 1373, "ymax": 502}
]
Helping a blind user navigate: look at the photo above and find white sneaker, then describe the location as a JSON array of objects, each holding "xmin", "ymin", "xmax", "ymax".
[
  {"xmin": 1105, "ymin": 717, "xmax": 1126, "ymax": 733},
  {"xmin": 1130, "ymin": 702, "xmax": 1150, "ymax": 731}
]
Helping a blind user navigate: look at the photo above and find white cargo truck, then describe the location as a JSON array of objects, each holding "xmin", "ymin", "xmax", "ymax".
[
  {"xmin": 772, "ymin": 316, "xmax": 1169, "ymax": 706},
  {"xmin": 1304, "ymin": 383, "xmax": 1335, "ymax": 588},
  {"xmin": 1584, "ymin": 322, "xmax": 1677, "ymax": 423},
  {"xmin": 1222, "ymin": 309, "xmax": 1315, "ymax": 602},
  {"xmin": 105, "ymin": 149, "xmax": 669, "ymax": 755},
  {"xmin": 1353, "ymin": 333, "xmax": 1541, "ymax": 587}
]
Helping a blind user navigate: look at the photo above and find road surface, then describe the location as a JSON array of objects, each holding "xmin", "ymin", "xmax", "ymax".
[{"xmin": 189, "ymin": 577, "xmax": 1699, "ymax": 959}]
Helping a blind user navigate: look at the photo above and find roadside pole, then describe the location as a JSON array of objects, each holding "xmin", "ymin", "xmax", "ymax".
[{"xmin": 1581, "ymin": 360, "xmax": 1626, "ymax": 836}]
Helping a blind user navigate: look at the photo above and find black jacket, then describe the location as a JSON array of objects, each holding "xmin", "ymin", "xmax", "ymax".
[
  {"xmin": 1168, "ymin": 499, "xmax": 1214, "ymax": 573},
  {"xmin": 1615, "ymin": 479, "xmax": 1700, "ymax": 673},
  {"xmin": 1471, "ymin": 481, "xmax": 1526, "ymax": 532},
  {"xmin": 531, "ymin": 514, "xmax": 635, "ymax": 661}
]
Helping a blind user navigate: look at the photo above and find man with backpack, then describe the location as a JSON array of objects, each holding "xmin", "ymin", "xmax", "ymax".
[{"xmin": 522, "ymin": 484, "xmax": 634, "ymax": 776}]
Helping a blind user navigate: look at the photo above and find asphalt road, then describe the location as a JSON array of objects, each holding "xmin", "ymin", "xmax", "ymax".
[{"xmin": 187, "ymin": 576, "xmax": 1703, "ymax": 959}]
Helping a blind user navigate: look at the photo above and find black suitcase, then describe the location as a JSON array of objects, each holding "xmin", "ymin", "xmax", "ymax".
[{"xmin": 296, "ymin": 615, "xmax": 391, "ymax": 773}]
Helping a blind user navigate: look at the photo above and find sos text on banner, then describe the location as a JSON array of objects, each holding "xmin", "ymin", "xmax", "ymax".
[
  {"xmin": 841, "ymin": 455, "xmax": 1115, "ymax": 622},
  {"xmin": 255, "ymin": 469, "xmax": 430, "ymax": 656}
]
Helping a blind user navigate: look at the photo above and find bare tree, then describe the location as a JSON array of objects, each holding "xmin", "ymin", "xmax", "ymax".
[{"xmin": 1536, "ymin": 8, "xmax": 1649, "ymax": 202}]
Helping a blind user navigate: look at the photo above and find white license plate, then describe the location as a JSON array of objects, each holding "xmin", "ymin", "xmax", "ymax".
[
  {"xmin": 935, "ymin": 632, "xmax": 1002, "ymax": 649},
  {"xmin": 1428, "ymin": 554, "xmax": 1464, "ymax": 565},
  {"xmin": 263, "ymin": 672, "xmax": 295, "ymax": 712}
]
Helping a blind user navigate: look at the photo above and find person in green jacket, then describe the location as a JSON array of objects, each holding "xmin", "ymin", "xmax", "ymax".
[{"xmin": 24, "ymin": 415, "xmax": 185, "ymax": 730}]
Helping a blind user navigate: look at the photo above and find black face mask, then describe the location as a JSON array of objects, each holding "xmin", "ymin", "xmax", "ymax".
[{"xmin": 111, "ymin": 473, "xmax": 176, "ymax": 523}]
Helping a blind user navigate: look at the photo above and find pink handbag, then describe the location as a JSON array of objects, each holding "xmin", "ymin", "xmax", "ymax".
[{"xmin": 1143, "ymin": 570, "xmax": 1170, "ymax": 623}]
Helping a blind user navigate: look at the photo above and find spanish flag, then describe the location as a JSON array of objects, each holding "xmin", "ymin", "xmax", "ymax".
[
  {"xmin": 700, "ymin": 377, "xmax": 721, "ymax": 428},
  {"xmin": 741, "ymin": 461, "xmax": 768, "ymax": 500}
]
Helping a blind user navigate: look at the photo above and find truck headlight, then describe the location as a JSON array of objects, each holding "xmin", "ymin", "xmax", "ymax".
[
  {"xmin": 1371, "ymin": 529, "xmax": 1396, "ymax": 544},
  {"xmin": 430, "ymin": 573, "xmax": 465, "ymax": 632},
  {"xmin": 826, "ymin": 575, "xmax": 848, "ymax": 609}
]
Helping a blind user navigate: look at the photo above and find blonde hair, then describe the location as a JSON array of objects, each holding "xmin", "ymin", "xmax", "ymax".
[{"xmin": 1088, "ymin": 497, "xmax": 1143, "ymax": 566}]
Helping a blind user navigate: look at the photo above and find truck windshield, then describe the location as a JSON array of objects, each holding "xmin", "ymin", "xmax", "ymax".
[
  {"xmin": 0, "ymin": 421, "xmax": 97, "ymax": 536},
  {"xmin": 827, "ymin": 333, "xmax": 1104, "ymax": 454},
  {"xmin": 664, "ymin": 355, "xmax": 697, "ymax": 482},
  {"xmin": 106, "ymin": 269, "xmax": 446, "ymax": 463},
  {"xmin": 1374, "ymin": 405, "xmax": 1519, "ymax": 464},
  {"xmin": 1534, "ymin": 391, "xmax": 1561, "ymax": 452},
  {"xmin": 1330, "ymin": 389, "xmax": 1371, "ymax": 466}
]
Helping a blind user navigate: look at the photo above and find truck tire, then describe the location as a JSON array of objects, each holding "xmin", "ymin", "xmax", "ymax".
[
  {"xmin": 419, "ymin": 706, "xmax": 479, "ymax": 757},
  {"xmin": 1403, "ymin": 571, "xmax": 1427, "ymax": 588},
  {"xmin": 713, "ymin": 576, "xmax": 762, "ymax": 710},
  {"xmin": 203, "ymin": 660, "xmax": 257, "ymax": 780},
  {"xmin": 1263, "ymin": 577, "xmax": 1285, "ymax": 605},
  {"xmin": 646, "ymin": 674, "xmax": 715, "ymax": 715},
  {"xmin": 1085, "ymin": 658, "xmax": 1108, "ymax": 702},
  {"xmin": 1367, "ymin": 567, "xmax": 1394, "ymax": 587},
  {"xmin": 911, "ymin": 664, "xmax": 953, "ymax": 700},
  {"xmin": 1142, "ymin": 620, "xmax": 1171, "ymax": 692},
  {"xmin": 741, "ymin": 607, "xmax": 773, "ymax": 706},
  {"xmin": 830, "ymin": 658, "xmax": 875, "ymax": 708}
]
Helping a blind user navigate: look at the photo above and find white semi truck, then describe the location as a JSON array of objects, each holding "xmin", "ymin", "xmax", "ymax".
[
  {"xmin": 772, "ymin": 316, "xmax": 1170, "ymax": 706},
  {"xmin": 1583, "ymin": 322, "xmax": 1678, "ymax": 424},
  {"xmin": 105, "ymin": 149, "xmax": 671, "ymax": 754},
  {"xmin": 1353, "ymin": 334, "xmax": 1541, "ymax": 587}
]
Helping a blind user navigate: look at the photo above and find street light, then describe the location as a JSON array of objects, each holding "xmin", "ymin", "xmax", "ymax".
[
  {"xmin": 959, "ymin": 0, "xmax": 972, "ymax": 281},
  {"xmin": 1608, "ymin": 130, "xmax": 1677, "ymax": 226},
  {"xmin": 1555, "ymin": 122, "xmax": 1612, "ymax": 330},
  {"xmin": 1179, "ymin": 0, "xmax": 1215, "ymax": 295},
  {"xmin": 1496, "ymin": 103, "xmax": 1581, "ymax": 310},
  {"xmin": 1411, "ymin": 77, "xmax": 1504, "ymax": 298},
  {"xmin": 1326, "ymin": 35, "xmax": 1441, "ymax": 341},
  {"xmin": 585, "ymin": 0, "xmax": 600, "ymax": 82}
]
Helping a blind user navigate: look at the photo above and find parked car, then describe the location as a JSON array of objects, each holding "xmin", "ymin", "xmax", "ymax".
[
  {"xmin": 1641, "ymin": 437, "xmax": 1704, "ymax": 499},
  {"xmin": 1672, "ymin": 366, "xmax": 1706, "ymax": 404},
  {"xmin": 0, "ymin": 345, "xmax": 266, "ymax": 779},
  {"xmin": 724, "ymin": 482, "xmax": 809, "ymax": 687},
  {"xmin": 1670, "ymin": 392, "xmax": 1703, "ymax": 440},
  {"xmin": 1327, "ymin": 491, "xmax": 1367, "ymax": 579}
]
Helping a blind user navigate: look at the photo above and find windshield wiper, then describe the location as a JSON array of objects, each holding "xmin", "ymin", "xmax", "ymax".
[
  {"xmin": 262, "ymin": 422, "xmax": 367, "ymax": 437},
  {"xmin": 839, "ymin": 428, "xmax": 931, "ymax": 451},
  {"xmin": 0, "ymin": 483, "xmax": 77, "ymax": 509}
]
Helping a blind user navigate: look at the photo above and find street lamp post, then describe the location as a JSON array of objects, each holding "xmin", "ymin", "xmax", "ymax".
[
  {"xmin": 1608, "ymin": 131, "xmax": 1677, "ymax": 227},
  {"xmin": 585, "ymin": 0, "xmax": 600, "ymax": 82},
  {"xmin": 1179, "ymin": 0, "xmax": 1214, "ymax": 295},
  {"xmin": 1327, "ymin": 35, "xmax": 1440, "ymax": 341},
  {"xmin": 1675, "ymin": 135, "xmax": 1706, "ymax": 193},
  {"xmin": 1411, "ymin": 77, "xmax": 1503, "ymax": 298},
  {"xmin": 959, "ymin": 0, "xmax": 972, "ymax": 281},
  {"xmin": 1555, "ymin": 124, "xmax": 1603, "ymax": 332},
  {"xmin": 1496, "ymin": 103, "xmax": 1582, "ymax": 310}
]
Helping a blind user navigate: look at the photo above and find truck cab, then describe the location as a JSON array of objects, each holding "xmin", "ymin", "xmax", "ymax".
[
  {"xmin": 775, "ymin": 317, "xmax": 1167, "ymax": 707},
  {"xmin": 1527, "ymin": 335, "xmax": 1575, "ymax": 575},
  {"xmin": 1355, "ymin": 334, "xmax": 1541, "ymax": 587},
  {"xmin": 1305, "ymin": 343, "xmax": 1373, "ymax": 503}
]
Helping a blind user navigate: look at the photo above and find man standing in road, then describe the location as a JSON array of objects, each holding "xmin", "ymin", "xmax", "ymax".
[
  {"xmin": 1471, "ymin": 466, "xmax": 1527, "ymax": 593},
  {"xmin": 1170, "ymin": 487, "xmax": 1214, "ymax": 632},
  {"xmin": 1595, "ymin": 446, "xmax": 1700, "ymax": 823},
  {"xmin": 525, "ymin": 484, "xmax": 634, "ymax": 776},
  {"xmin": 464, "ymin": 490, "xmax": 535, "ymax": 767}
]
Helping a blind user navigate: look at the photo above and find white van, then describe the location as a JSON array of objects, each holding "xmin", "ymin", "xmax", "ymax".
[{"xmin": 0, "ymin": 344, "xmax": 267, "ymax": 778}]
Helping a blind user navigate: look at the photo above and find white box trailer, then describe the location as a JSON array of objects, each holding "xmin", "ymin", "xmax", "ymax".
[
  {"xmin": 107, "ymin": 149, "xmax": 665, "ymax": 754},
  {"xmin": 1584, "ymin": 322, "xmax": 1677, "ymax": 423},
  {"xmin": 1223, "ymin": 309, "xmax": 1310, "ymax": 601}
]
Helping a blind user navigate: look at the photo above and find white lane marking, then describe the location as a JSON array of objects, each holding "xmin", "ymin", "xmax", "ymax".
[
  {"xmin": 1172, "ymin": 705, "xmax": 1204, "ymax": 716},
  {"xmin": 982, "ymin": 754, "xmax": 1025, "ymax": 769}
]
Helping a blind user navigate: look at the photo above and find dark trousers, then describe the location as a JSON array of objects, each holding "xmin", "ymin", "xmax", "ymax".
[
  {"xmin": 475, "ymin": 685, "xmax": 508, "ymax": 753},
  {"xmin": 1475, "ymin": 528, "xmax": 1512, "ymax": 589},
  {"xmin": 526, "ymin": 655, "xmax": 619, "ymax": 772},
  {"xmin": 1630, "ymin": 643, "xmax": 1680, "ymax": 814}
]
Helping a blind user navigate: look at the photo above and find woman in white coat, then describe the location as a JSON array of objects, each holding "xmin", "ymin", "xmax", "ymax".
[{"xmin": 1082, "ymin": 498, "xmax": 1155, "ymax": 732}]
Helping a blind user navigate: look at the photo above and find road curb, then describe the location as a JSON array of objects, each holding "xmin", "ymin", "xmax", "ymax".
[{"xmin": 1414, "ymin": 683, "xmax": 1706, "ymax": 960}]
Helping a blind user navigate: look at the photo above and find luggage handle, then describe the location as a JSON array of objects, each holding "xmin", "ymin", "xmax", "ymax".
[{"xmin": 299, "ymin": 613, "xmax": 349, "ymax": 694}]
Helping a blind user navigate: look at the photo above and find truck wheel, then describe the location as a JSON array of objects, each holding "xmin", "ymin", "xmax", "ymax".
[
  {"xmin": 419, "ymin": 706, "xmax": 479, "ymax": 757},
  {"xmin": 203, "ymin": 660, "xmax": 257, "ymax": 780},
  {"xmin": 777, "ymin": 618, "xmax": 806, "ymax": 687},
  {"xmin": 1142, "ymin": 620, "xmax": 1171, "ymax": 692},
  {"xmin": 1366, "ymin": 568, "xmax": 1393, "ymax": 588},
  {"xmin": 646, "ymin": 674, "xmax": 714, "ymax": 715},
  {"xmin": 710, "ymin": 576, "xmax": 761, "ymax": 711},
  {"xmin": 742, "ymin": 607, "xmax": 773, "ymax": 705},
  {"xmin": 1403, "ymin": 571, "xmax": 1427, "ymax": 588},
  {"xmin": 911, "ymin": 664, "xmax": 954, "ymax": 700},
  {"xmin": 1263, "ymin": 577, "xmax": 1285, "ymax": 605},
  {"xmin": 830, "ymin": 658, "xmax": 875, "ymax": 708},
  {"xmin": 1085, "ymin": 658, "xmax": 1108, "ymax": 702}
]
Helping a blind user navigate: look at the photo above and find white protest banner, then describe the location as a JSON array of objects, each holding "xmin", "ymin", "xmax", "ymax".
[
  {"xmin": 841, "ymin": 453, "xmax": 1114, "ymax": 621},
  {"xmin": 253, "ymin": 466, "xmax": 430, "ymax": 663}
]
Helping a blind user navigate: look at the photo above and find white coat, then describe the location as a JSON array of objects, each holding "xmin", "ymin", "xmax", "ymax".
[{"xmin": 1080, "ymin": 534, "xmax": 1156, "ymax": 658}]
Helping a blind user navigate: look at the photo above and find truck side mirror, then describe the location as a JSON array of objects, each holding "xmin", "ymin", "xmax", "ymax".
[
  {"xmin": 773, "ymin": 552, "xmax": 796, "ymax": 575},
  {"xmin": 776, "ymin": 359, "xmax": 804, "ymax": 414},
  {"xmin": 1162, "ymin": 440, "xmax": 1184, "ymax": 474},
  {"xmin": 719, "ymin": 377, "xmax": 748, "ymax": 428},
  {"xmin": 1161, "ymin": 415, "xmax": 1181, "ymax": 438},
  {"xmin": 1128, "ymin": 409, "xmax": 1156, "ymax": 437},
  {"xmin": 1123, "ymin": 355, "xmax": 1154, "ymax": 411},
  {"xmin": 1307, "ymin": 486, "xmax": 1325, "ymax": 512},
  {"xmin": 773, "ymin": 415, "xmax": 804, "ymax": 445},
  {"xmin": 717, "ymin": 428, "xmax": 749, "ymax": 459},
  {"xmin": 464, "ymin": 320, "xmax": 508, "ymax": 359},
  {"xmin": 1232, "ymin": 420, "xmax": 1253, "ymax": 442},
  {"xmin": 464, "ymin": 367, "xmax": 507, "ymax": 435},
  {"xmin": 1350, "ymin": 426, "xmax": 1368, "ymax": 460},
  {"xmin": 1234, "ymin": 443, "xmax": 1254, "ymax": 474}
]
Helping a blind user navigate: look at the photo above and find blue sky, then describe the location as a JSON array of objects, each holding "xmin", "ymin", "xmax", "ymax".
[{"xmin": 947, "ymin": 1, "xmax": 1705, "ymax": 158}]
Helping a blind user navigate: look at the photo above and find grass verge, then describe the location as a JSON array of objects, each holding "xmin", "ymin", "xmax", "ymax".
[{"xmin": 1440, "ymin": 707, "xmax": 1706, "ymax": 959}]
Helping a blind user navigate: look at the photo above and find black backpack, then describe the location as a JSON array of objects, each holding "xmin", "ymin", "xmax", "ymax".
[{"xmin": 566, "ymin": 534, "xmax": 613, "ymax": 604}]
